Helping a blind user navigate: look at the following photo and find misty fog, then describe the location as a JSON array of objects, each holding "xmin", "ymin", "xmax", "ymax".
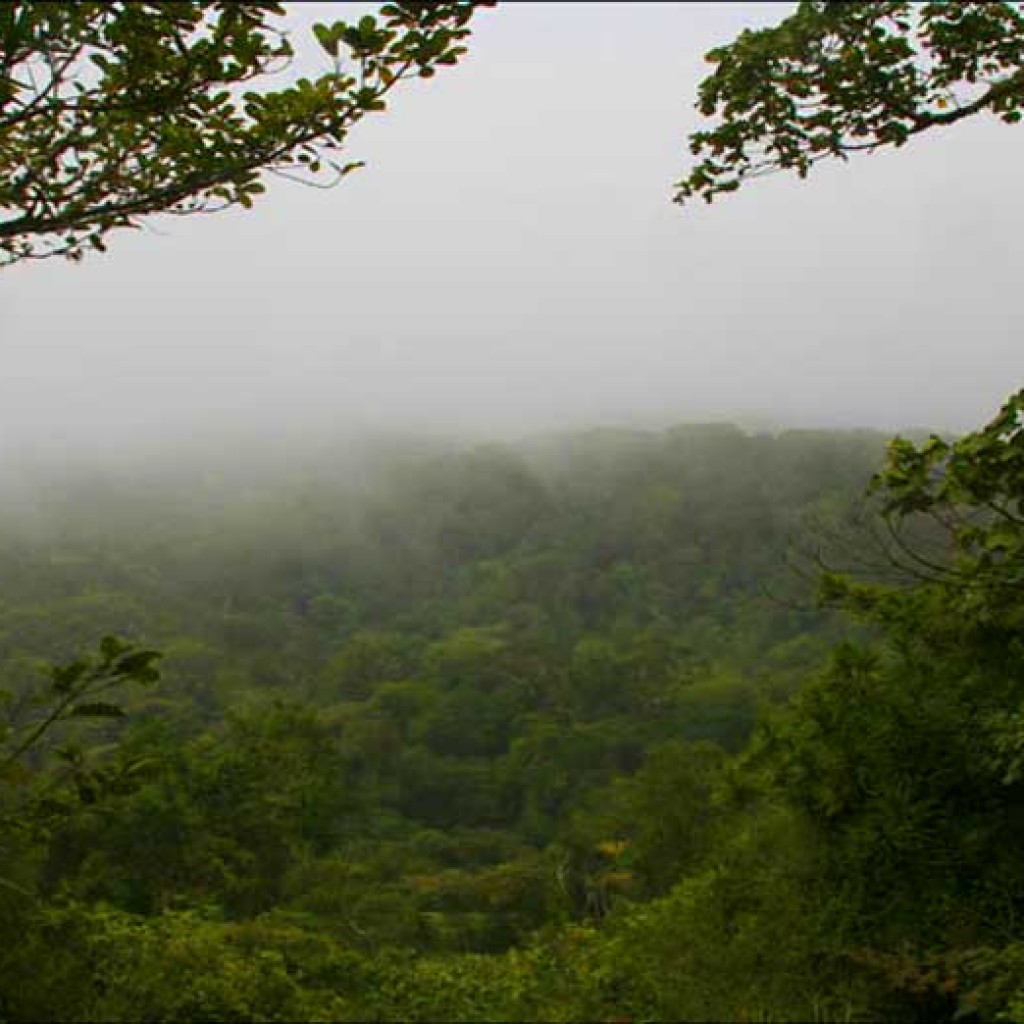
[
  {"xmin": 2, "ymin": 1, "xmax": 1021, "ymax": 476},
  {"xmin": 6, "ymin": 7, "xmax": 1024, "ymax": 1019}
]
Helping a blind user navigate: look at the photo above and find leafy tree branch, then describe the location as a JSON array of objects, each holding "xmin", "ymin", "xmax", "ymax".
[
  {"xmin": 0, "ymin": 1, "xmax": 492, "ymax": 263},
  {"xmin": 675, "ymin": 1, "xmax": 1024, "ymax": 204}
]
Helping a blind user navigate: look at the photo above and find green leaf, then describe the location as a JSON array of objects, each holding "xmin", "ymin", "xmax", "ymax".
[
  {"xmin": 100, "ymin": 635, "xmax": 129, "ymax": 660},
  {"xmin": 116, "ymin": 650, "xmax": 161, "ymax": 670},
  {"xmin": 313, "ymin": 22, "xmax": 339, "ymax": 57},
  {"xmin": 50, "ymin": 660, "xmax": 88, "ymax": 693}
]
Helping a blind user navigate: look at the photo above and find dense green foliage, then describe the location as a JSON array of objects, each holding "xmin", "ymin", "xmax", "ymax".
[
  {"xmin": 0, "ymin": 424, "xmax": 878, "ymax": 1021},
  {"xmin": 4, "ymin": 2, "xmax": 1024, "ymax": 1020},
  {"xmin": 4, "ymin": 413, "xmax": 1022, "ymax": 1021}
]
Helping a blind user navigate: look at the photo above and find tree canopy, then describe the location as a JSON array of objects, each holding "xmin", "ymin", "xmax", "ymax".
[
  {"xmin": 0, "ymin": 1, "xmax": 488, "ymax": 264},
  {"xmin": 676, "ymin": 1, "xmax": 1024, "ymax": 204},
  {"xmin": 4, "ymin": 4, "xmax": 1024, "ymax": 1021}
]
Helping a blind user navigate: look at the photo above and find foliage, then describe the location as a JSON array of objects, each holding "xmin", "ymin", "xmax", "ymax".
[
  {"xmin": 0, "ymin": 416, "xmax": 1020, "ymax": 1021},
  {"xmin": 0, "ymin": 1, "xmax": 490, "ymax": 263},
  {"xmin": 0, "ymin": 902, "xmax": 350, "ymax": 1022},
  {"xmin": 0, "ymin": 426, "xmax": 885, "ymax": 1020},
  {"xmin": 1, "ymin": 635, "xmax": 160, "ymax": 769},
  {"xmin": 676, "ymin": 1, "xmax": 1024, "ymax": 204},
  {"xmin": 0, "ymin": 636, "xmax": 161, "ymax": 845},
  {"xmin": 5, "ymin": 1, "xmax": 1024, "ymax": 1015},
  {"xmin": 751, "ymin": 402, "xmax": 1024, "ymax": 1020},
  {"xmin": 869, "ymin": 388, "xmax": 1024, "ymax": 591}
]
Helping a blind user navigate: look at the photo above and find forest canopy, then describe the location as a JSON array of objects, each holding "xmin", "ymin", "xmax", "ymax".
[{"xmin": 2, "ymin": 2, "xmax": 1024, "ymax": 1022}]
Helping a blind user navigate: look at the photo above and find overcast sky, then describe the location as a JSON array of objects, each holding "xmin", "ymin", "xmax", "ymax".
[{"xmin": 2, "ymin": 2, "xmax": 1022, "ymax": 470}]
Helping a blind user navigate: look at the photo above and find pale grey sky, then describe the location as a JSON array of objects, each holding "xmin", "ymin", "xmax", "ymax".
[{"xmin": 2, "ymin": 2, "xmax": 1021, "ymax": 469}]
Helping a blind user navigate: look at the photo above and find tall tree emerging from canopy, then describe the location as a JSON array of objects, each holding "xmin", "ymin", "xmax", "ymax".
[
  {"xmin": 0, "ymin": 1, "xmax": 488, "ymax": 264},
  {"xmin": 675, "ymin": 1, "xmax": 1024, "ymax": 205}
]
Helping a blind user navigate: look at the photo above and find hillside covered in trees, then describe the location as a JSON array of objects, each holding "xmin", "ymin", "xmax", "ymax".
[
  {"xmin": 3, "ymin": 415, "xmax": 1024, "ymax": 1022},
  {"xmin": 3, "ymin": 1, "xmax": 1023, "ymax": 1021}
]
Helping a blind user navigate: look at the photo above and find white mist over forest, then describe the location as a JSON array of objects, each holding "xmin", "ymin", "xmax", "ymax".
[
  {"xmin": 2, "ymin": 1, "xmax": 1022, "ymax": 478},
  {"xmin": 4, "ymin": 5, "xmax": 1024, "ymax": 1022}
]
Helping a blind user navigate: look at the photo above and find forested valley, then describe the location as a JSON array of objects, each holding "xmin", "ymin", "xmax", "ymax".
[
  {"xmin": 2, "ymin": 413, "xmax": 1023, "ymax": 1023},
  {"xmin": 3, "ymin": 1, "xmax": 1024, "ymax": 1020}
]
